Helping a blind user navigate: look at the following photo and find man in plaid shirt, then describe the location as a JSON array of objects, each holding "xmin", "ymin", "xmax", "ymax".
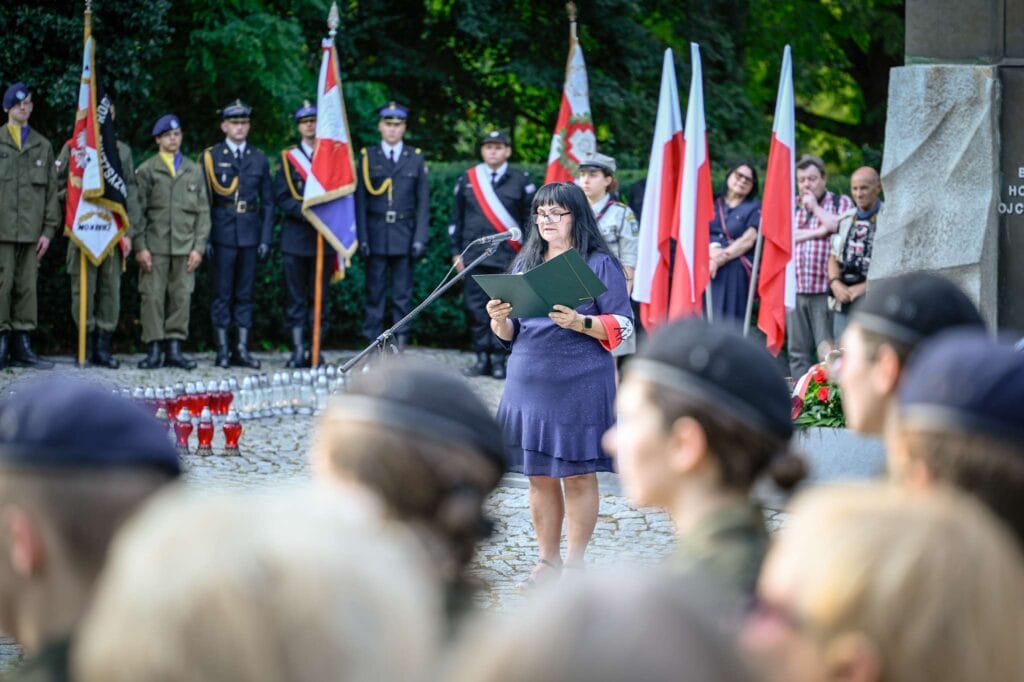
[{"xmin": 788, "ymin": 154, "xmax": 853, "ymax": 378}]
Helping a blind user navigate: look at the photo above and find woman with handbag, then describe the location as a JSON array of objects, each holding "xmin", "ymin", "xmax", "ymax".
[{"xmin": 709, "ymin": 161, "xmax": 761, "ymax": 323}]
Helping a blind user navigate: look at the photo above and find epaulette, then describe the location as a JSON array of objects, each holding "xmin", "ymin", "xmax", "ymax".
[
  {"xmin": 360, "ymin": 148, "xmax": 368, "ymax": 155},
  {"xmin": 415, "ymin": 148, "xmax": 422, "ymax": 154}
]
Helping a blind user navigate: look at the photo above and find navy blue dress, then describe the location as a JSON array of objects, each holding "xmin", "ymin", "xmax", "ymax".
[
  {"xmin": 497, "ymin": 252, "xmax": 632, "ymax": 478},
  {"xmin": 709, "ymin": 198, "xmax": 761, "ymax": 323}
]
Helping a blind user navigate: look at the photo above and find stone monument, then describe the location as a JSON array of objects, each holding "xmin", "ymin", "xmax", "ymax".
[{"xmin": 873, "ymin": 1, "xmax": 1024, "ymax": 331}]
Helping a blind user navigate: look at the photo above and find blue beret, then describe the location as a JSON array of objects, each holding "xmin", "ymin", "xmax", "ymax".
[
  {"xmin": 294, "ymin": 99, "xmax": 317, "ymax": 122},
  {"xmin": 899, "ymin": 330, "xmax": 1024, "ymax": 446},
  {"xmin": 152, "ymin": 114, "xmax": 181, "ymax": 137},
  {"xmin": 378, "ymin": 101, "xmax": 408, "ymax": 121},
  {"xmin": 851, "ymin": 272, "xmax": 984, "ymax": 346},
  {"xmin": 0, "ymin": 378, "xmax": 180, "ymax": 477},
  {"xmin": 222, "ymin": 99, "xmax": 252, "ymax": 120},
  {"xmin": 3, "ymin": 82, "xmax": 30, "ymax": 111}
]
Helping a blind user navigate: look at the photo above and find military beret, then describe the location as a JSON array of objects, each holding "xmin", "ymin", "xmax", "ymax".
[
  {"xmin": 152, "ymin": 114, "xmax": 181, "ymax": 138},
  {"xmin": 626, "ymin": 318, "xmax": 793, "ymax": 441},
  {"xmin": 899, "ymin": 330, "xmax": 1024, "ymax": 447},
  {"xmin": 3, "ymin": 82, "xmax": 30, "ymax": 111},
  {"xmin": 0, "ymin": 377, "xmax": 180, "ymax": 477},
  {"xmin": 222, "ymin": 99, "xmax": 252, "ymax": 121},
  {"xmin": 578, "ymin": 152, "xmax": 617, "ymax": 175},
  {"xmin": 294, "ymin": 99, "xmax": 317, "ymax": 122},
  {"xmin": 851, "ymin": 272, "xmax": 985, "ymax": 347},
  {"xmin": 378, "ymin": 101, "xmax": 408, "ymax": 121},
  {"xmin": 480, "ymin": 130, "xmax": 510, "ymax": 147}
]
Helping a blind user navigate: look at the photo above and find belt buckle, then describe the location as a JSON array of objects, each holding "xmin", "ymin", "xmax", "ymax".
[
  {"xmin": 236, "ymin": 200, "xmax": 248, "ymax": 214},
  {"xmin": 385, "ymin": 210, "xmax": 397, "ymax": 223}
]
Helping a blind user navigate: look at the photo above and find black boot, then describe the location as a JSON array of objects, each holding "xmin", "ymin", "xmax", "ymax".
[
  {"xmin": 285, "ymin": 327, "xmax": 308, "ymax": 368},
  {"xmin": 11, "ymin": 333, "xmax": 53, "ymax": 369},
  {"xmin": 92, "ymin": 332, "xmax": 120, "ymax": 369},
  {"xmin": 490, "ymin": 353, "xmax": 507, "ymax": 380},
  {"xmin": 0, "ymin": 334, "xmax": 9, "ymax": 370},
  {"xmin": 464, "ymin": 351, "xmax": 491, "ymax": 377},
  {"xmin": 214, "ymin": 327, "xmax": 230, "ymax": 369},
  {"xmin": 138, "ymin": 340, "xmax": 163, "ymax": 369},
  {"xmin": 165, "ymin": 339, "xmax": 197, "ymax": 370},
  {"xmin": 231, "ymin": 328, "xmax": 261, "ymax": 369}
]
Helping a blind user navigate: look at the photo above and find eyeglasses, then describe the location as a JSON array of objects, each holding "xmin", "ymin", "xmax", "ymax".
[
  {"xmin": 535, "ymin": 211, "xmax": 571, "ymax": 224},
  {"xmin": 734, "ymin": 172, "xmax": 754, "ymax": 183}
]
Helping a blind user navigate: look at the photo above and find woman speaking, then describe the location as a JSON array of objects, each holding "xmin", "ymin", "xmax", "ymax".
[{"xmin": 487, "ymin": 182, "xmax": 633, "ymax": 589}]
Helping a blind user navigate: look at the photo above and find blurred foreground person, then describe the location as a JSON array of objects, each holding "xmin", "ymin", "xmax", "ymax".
[
  {"xmin": 73, "ymin": 488, "xmax": 441, "ymax": 682},
  {"xmin": 311, "ymin": 360, "xmax": 505, "ymax": 620},
  {"xmin": 605, "ymin": 319, "xmax": 804, "ymax": 598},
  {"xmin": 837, "ymin": 271, "xmax": 984, "ymax": 435},
  {"xmin": 0, "ymin": 377, "xmax": 180, "ymax": 681},
  {"xmin": 446, "ymin": 569, "xmax": 755, "ymax": 682},
  {"xmin": 743, "ymin": 484, "xmax": 1024, "ymax": 682},
  {"xmin": 888, "ymin": 330, "xmax": 1024, "ymax": 550}
]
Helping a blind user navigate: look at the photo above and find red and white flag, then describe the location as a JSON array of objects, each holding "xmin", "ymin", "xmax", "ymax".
[
  {"xmin": 670, "ymin": 43, "xmax": 713, "ymax": 318},
  {"xmin": 757, "ymin": 45, "xmax": 797, "ymax": 355},
  {"xmin": 544, "ymin": 21, "xmax": 595, "ymax": 183},
  {"xmin": 633, "ymin": 49, "xmax": 684, "ymax": 330}
]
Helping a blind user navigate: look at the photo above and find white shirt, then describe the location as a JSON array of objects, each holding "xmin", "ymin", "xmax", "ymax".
[
  {"xmin": 225, "ymin": 139, "xmax": 247, "ymax": 156},
  {"xmin": 300, "ymin": 140, "xmax": 315, "ymax": 159},
  {"xmin": 485, "ymin": 162, "xmax": 508, "ymax": 184},
  {"xmin": 381, "ymin": 140, "xmax": 404, "ymax": 161}
]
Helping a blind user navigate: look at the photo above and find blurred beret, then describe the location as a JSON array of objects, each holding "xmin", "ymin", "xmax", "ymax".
[
  {"xmin": 480, "ymin": 130, "xmax": 510, "ymax": 147},
  {"xmin": 627, "ymin": 318, "xmax": 793, "ymax": 441},
  {"xmin": 851, "ymin": 272, "xmax": 985, "ymax": 347},
  {"xmin": 221, "ymin": 99, "xmax": 252, "ymax": 120},
  {"xmin": 899, "ymin": 330, "xmax": 1024, "ymax": 446},
  {"xmin": 152, "ymin": 114, "xmax": 181, "ymax": 138},
  {"xmin": 377, "ymin": 101, "xmax": 408, "ymax": 121},
  {"xmin": 578, "ymin": 152, "xmax": 617, "ymax": 174},
  {"xmin": 3, "ymin": 82, "xmax": 30, "ymax": 111},
  {"xmin": 336, "ymin": 361, "xmax": 507, "ymax": 470},
  {"xmin": 0, "ymin": 377, "xmax": 180, "ymax": 476},
  {"xmin": 294, "ymin": 99, "xmax": 317, "ymax": 122}
]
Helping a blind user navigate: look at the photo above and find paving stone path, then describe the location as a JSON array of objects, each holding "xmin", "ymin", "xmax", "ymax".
[{"xmin": 0, "ymin": 348, "xmax": 786, "ymax": 669}]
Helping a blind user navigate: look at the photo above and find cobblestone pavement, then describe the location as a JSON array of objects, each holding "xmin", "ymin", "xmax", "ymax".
[{"xmin": 0, "ymin": 347, "xmax": 787, "ymax": 669}]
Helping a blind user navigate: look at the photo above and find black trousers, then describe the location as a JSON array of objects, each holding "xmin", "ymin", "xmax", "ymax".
[
  {"xmin": 464, "ymin": 265, "xmax": 506, "ymax": 354},
  {"xmin": 210, "ymin": 244, "xmax": 257, "ymax": 329},
  {"xmin": 282, "ymin": 253, "xmax": 332, "ymax": 334},
  {"xmin": 362, "ymin": 254, "xmax": 413, "ymax": 342}
]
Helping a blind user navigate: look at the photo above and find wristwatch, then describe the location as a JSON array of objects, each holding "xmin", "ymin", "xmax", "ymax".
[{"xmin": 583, "ymin": 316, "xmax": 593, "ymax": 330}]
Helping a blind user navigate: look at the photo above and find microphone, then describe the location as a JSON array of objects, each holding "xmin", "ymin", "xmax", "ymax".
[{"xmin": 471, "ymin": 227, "xmax": 522, "ymax": 246}]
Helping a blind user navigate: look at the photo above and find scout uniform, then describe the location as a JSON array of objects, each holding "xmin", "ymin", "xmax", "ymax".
[
  {"xmin": 275, "ymin": 101, "xmax": 335, "ymax": 368},
  {"xmin": 0, "ymin": 82, "xmax": 58, "ymax": 369},
  {"xmin": 56, "ymin": 137, "xmax": 141, "ymax": 368},
  {"xmin": 201, "ymin": 99, "xmax": 273, "ymax": 369},
  {"xmin": 449, "ymin": 130, "xmax": 534, "ymax": 378},
  {"xmin": 134, "ymin": 114, "xmax": 210, "ymax": 370},
  {"xmin": 355, "ymin": 102, "xmax": 430, "ymax": 346}
]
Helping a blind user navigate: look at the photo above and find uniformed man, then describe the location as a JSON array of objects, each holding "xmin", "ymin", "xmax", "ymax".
[
  {"xmin": 0, "ymin": 82, "xmax": 58, "ymax": 370},
  {"xmin": 55, "ymin": 97, "xmax": 141, "ymax": 369},
  {"xmin": 201, "ymin": 99, "xmax": 273, "ymax": 369},
  {"xmin": 0, "ymin": 377, "xmax": 179, "ymax": 681},
  {"xmin": 134, "ymin": 114, "xmax": 210, "ymax": 370},
  {"xmin": 355, "ymin": 102, "xmax": 430, "ymax": 347},
  {"xmin": 275, "ymin": 101, "xmax": 334, "ymax": 368},
  {"xmin": 450, "ymin": 130, "xmax": 535, "ymax": 379}
]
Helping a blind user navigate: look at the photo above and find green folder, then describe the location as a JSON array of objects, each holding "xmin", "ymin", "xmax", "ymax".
[{"xmin": 472, "ymin": 248, "xmax": 608, "ymax": 318}]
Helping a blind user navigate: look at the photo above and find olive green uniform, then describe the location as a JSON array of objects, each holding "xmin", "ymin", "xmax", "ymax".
[
  {"xmin": 56, "ymin": 141, "xmax": 141, "ymax": 333},
  {"xmin": 664, "ymin": 500, "xmax": 769, "ymax": 599},
  {"xmin": 133, "ymin": 154, "xmax": 210, "ymax": 343},
  {"xmin": 0, "ymin": 125, "xmax": 59, "ymax": 333},
  {"xmin": 3, "ymin": 637, "xmax": 69, "ymax": 682}
]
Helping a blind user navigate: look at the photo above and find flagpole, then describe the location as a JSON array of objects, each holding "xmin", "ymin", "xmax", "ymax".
[
  {"xmin": 312, "ymin": 234, "xmax": 324, "ymax": 367},
  {"xmin": 77, "ymin": 0, "xmax": 93, "ymax": 368},
  {"xmin": 743, "ymin": 226, "xmax": 765, "ymax": 337},
  {"xmin": 704, "ymin": 285, "xmax": 714, "ymax": 323}
]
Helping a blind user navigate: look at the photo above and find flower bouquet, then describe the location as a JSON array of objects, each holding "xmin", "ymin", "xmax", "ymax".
[{"xmin": 791, "ymin": 362, "xmax": 845, "ymax": 428}]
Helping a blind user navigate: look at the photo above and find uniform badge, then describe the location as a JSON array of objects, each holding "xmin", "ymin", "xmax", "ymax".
[
  {"xmin": 221, "ymin": 174, "xmax": 228, "ymax": 184},
  {"xmin": 35, "ymin": 159, "xmax": 43, "ymax": 167},
  {"xmin": 217, "ymin": 162, "xmax": 232, "ymax": 168},
  {"xmin": 188, "ymin": 182, "xmax": 198, "ymax": 192}
]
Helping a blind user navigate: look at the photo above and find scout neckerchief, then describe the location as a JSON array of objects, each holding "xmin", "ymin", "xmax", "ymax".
[{"xmin": 466, "ymin": 163, "xmax": 521, "ymax": 251}]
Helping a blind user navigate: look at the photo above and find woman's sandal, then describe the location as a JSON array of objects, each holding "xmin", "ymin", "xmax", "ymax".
[{"xmin": 516, "ymin": 559, "xmax": 562, "ymax": 592}]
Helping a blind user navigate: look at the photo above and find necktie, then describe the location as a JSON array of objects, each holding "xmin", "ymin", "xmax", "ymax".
[
  {"xmin": 234, "ymin": 148, "xmax": 241, "ymax": 162},
  {"xmin": 491, "ymin": 172, "xmax": 498, "ymax": 185},
  {"xmin": 389, "ymin": 149, "xmax": 395, "ymax": 163}
]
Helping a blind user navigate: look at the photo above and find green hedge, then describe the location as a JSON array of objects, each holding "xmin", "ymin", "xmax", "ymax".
[{"xmin": 35, "ymin": 158, "xmax": 853, "ymax": 354}]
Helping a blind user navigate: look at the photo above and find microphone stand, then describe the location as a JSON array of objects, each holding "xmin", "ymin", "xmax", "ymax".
[{"xmin": 340, "ymin": 240, "xmax": 502, "ymax": 374}]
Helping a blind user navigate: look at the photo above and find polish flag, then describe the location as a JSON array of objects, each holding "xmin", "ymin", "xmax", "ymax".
[
  {"xmin": 632, "ymin": 49, "xmax": 684, "ymax": 330},
  {"xmin": 544, "ymin": 21, "xmax": 596, "ymax": 183},
  {"xmin": 669, "ymin": 43, "xmax": 712, "ymax": 318},
  {"xmin": 757, "ymin": 46, "xmax": 797, "ymax": 355}
]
